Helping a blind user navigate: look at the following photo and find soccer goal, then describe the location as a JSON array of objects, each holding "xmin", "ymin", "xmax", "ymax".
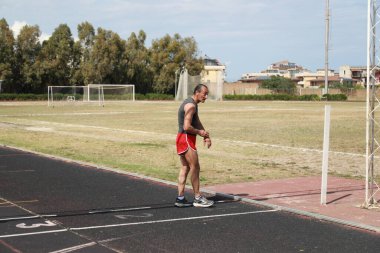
[
  {"xmin": 48, "ymin": 86, "xmax": 89, "ymax": 107},
  {"xmin": 84, "ymin": 84, "xmax": 135, "ymax": 103},
  {"xmin": 48, "ymin": 84, "xmax": 135, "ymax": 107},
  {"xmin": 175, "ymin": 68, "xmax": 223, "ymax": 101}
]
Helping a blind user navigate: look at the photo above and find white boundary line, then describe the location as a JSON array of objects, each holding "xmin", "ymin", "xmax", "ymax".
[
  {"xmin": 0, "ymin": 206, "xmax": 154, "ymax": 222},
  {"xmin": 0, "ymin": 210, "xmax": 277, "ymax": 238},
  {"xmin": 49, "ymin": 242, "xmax": 97, "ymax": 253}
]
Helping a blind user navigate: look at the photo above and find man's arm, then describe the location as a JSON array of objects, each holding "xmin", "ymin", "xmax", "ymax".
[
  {"xmin": 184, "ymin": 104, "xmax": 212, "ymax": 149},
  {"xmin": 183, "ymin": 103, "xmax": 209, "ymax": 138}
]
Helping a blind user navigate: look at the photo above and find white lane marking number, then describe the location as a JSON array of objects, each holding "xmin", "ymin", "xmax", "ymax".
[{"xmin": 16, "ymin": 220, "xmax": 57, "ymax": 229}]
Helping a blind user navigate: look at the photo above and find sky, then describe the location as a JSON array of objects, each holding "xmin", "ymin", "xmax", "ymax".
[{"xmin": 1, "ymin": 0, "xmax": 367, "ymax": 82}]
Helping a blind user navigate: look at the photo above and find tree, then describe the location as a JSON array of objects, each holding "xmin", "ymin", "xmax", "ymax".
[
  {"xmin": 150, "ymin": 34, "xmax": 203, "ymax": 94},
  {"xmin": 125, "ymin": 30, "xmax": 153, "ymax": 93},
  {"xmin": 0, "ymin": 18, "xmax": 15, "ymax": 92},
  {"xmin": 14, "ymin": 24, "xmax": 42, "ymax": 93},
  {"xmin": 37, "ymin": 24, "xmax": 75, "ymax": 91},
  {"xmin": 261, "ymin": 76, "xmax": 296, "ymax": 94},
  {"xmin": 86, "ymin": 28, "xmax": 127, "ymax": 84},
  {"xmin": 72, "ymin": 21, "xmax": 96, "ymax": 85}
]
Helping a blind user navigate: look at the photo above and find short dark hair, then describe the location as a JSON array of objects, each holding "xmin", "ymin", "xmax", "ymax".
[{"xmin": 193, "ymin": 84, "xmax": 208, "ymax": 94}]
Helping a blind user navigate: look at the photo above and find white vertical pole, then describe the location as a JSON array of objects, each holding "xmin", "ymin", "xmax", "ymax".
[
  {"xmin": 183, "ymin": 69, "xmax": 188, "ymax": 99},
  {"xmin": 321, "ymin": 105, "xmax": 331, "ymax": 205},
  {"xmin": 88, "ymin": 85, "xmax": 90, "ymax": 102},
  {"xmin": 133, "ymin": 85, "xmax": 135, "ymax": 102},
  {"xmin": 48, "ymin": 86, "xmax": 50, "ymax": 107}
]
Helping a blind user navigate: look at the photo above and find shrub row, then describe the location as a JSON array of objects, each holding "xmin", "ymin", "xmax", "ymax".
[
  {"xmin": 0, "ymin": 93, "xmax": 47, "ymax": 101},
  {"xmin": 321, "ymin": 93, "xmax": 348, "ymax": 101},
  {"xmin": 223, "ymin": 94, "xmax": 347, "ymax": 101},
  {"xmin": 135, "ymin": 93, "xmax": 174, "ymax": 100},
  {"xmin": 0, "ymin": 93, "xmax": 174, "ymax": 101},
  {"xmin": 0, "ymin": 93, "xmax": 347, "ymax": 101}
]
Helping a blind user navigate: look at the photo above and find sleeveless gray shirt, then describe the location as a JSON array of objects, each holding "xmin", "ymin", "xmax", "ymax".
[{"xmin": 178, "ymin": 97, "xmax": 198, "ymax": 134}]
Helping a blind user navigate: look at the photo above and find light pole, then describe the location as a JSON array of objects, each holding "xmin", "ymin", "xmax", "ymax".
[{"xmin": 324, "ymin": 0, "xmax": 330, "ymax": 95}]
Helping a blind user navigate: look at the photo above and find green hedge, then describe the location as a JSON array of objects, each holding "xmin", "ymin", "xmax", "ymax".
[
  {"xmin": 0, "ymin": 93, "xmax": 174, "ymax": 101},
  {"xmin": 223, "ymin": 93, "xmax": 346, "ymax": 101},
  {"xmin": 0, "ymin": 93, "xmax": 347, "ymax": 102},
  {"xmin": 322, "ymin": 93, "xmax": 347, "ymax": 101},
  {"xmin": 136, "ymin": 93, "xmax": 174, "ymax": 100},
  {"xmin": 0, "ymin": 93, "xmax": 47, "ymax": 101}
]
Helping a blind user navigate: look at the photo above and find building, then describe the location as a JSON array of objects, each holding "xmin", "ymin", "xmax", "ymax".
[
  {"xmin": 295, "ymin": 69, "xmax": 336, "ymax": 88},
  {"xmin": 241, "ymin": 60, "xmax": 306, "ymax": 81},
  {"xmin": 339, "ymin": 65, "xmax": 368, "ymax": 86},
  {"xmin": 201, "ymin": 56, "xmax": 226, "ymax": 86}
]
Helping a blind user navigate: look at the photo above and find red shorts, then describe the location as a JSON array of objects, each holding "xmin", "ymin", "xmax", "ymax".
[{"xmin": 176, "ymin": 133, "xmax": 197, "ymax": 155}]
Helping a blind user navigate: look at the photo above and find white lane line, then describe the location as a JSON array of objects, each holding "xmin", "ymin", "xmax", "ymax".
[
  {"xmin": 71, "ymin": 209, "xmax": 278, "ymax": 231},
  {"xmin": 88, "ymin": 206, "xmax": 152, "ymax": 214},
  {"xmin": 0, "ymin": 207, "xmax": 149, "ymax": 221},
  {"xmin": 0, "ymin": 229, "xmax": 68, "ymax": 238},
  {"xmin": 0, "ymin": 216, "xmax": 39, "ymax": 221},
  {"xmin": 0, "ymin": 209, "xmax": 278, "ymax": 238},
  {"xmin": 0, "ymin": 214, "xmax": 57, "ymax": 222},
  {"xmin": 48, "ymin": 242, "xmax": 97, "ymax": 253}
]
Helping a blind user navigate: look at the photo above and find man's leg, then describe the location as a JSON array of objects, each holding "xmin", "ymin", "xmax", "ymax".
[
  {"xmin": 183, "ymin": 148, "xmax": 201, "ymax": 197},
  {"xmin": 175, "ymin": 154, "xmax": 193, "ymax": 207},
  {"xmin": 184, "ymin": 148, "xmax": 214, "ymax": 207},
  {"xmin": 178, "ymin": 155, "xmax": 190, "ymax": 197}
]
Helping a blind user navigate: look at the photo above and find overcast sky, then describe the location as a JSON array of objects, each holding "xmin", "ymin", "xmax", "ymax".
[{"xmin": 1, "ymin": 0, "xmax": 367, "ymax": 81}]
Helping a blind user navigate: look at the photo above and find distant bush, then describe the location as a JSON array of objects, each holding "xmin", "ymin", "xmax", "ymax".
[
  {"xmin": 223, "ymin": 93, "xmax": 349, "ymax": 101},
  {"xmin": 136, "ymin": 93, "xmax": 174, "ymax": 100},
  {"xmin": 322, "ymin": 93, "xmax": 347, "ymax": 101},
  {"xmin": 223, "ymin": 94, "xmax": 320, "ymax": 101},
  {"xmin": 298, "ymin": 94, "xmax": 320, "ymax": 101},
  {"xmin": 0, "ymin": 93, "xmax": 175, "ymax": 101},
  {"xmin": 0, "ymin": 93, "xmax": 46, "ymax": 101}
]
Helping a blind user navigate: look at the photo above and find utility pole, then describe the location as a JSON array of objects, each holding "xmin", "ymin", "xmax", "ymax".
[{"xmin": 324, "ymin": 0, "xmax": 330, "ymax": 95}]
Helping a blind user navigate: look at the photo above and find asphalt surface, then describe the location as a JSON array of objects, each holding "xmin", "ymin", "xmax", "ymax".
[{"xmin": 0, "ymin": 146, "xmax": 379, "ymax": 253}]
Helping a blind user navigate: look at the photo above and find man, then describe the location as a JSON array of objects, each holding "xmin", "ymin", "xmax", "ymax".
[{"xmin": 175, "ymin": 84, "xmax": 214, "ymax": 208}]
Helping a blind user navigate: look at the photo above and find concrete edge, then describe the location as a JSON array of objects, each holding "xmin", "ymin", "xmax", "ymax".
[{"xmin": 2, "ymin": 144, "xmax": 379, "ymax": 234}]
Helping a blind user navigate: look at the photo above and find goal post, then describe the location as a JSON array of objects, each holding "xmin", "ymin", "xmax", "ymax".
[
  {"xmin": 48, "ymin": 84, "xmax": 135, "ymax": 107},
  {"xmin": 85, "ymin": 84, "xmax": 135, "ymax": 102},
  {"xmin": 48, "ymin": 86, "xmax": 92, "ymax": 107}
]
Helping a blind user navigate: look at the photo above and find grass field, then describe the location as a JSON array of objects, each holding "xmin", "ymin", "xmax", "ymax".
[{"xmin": 0, "ymin": 100, "xmax": 373, "ymax": 185}]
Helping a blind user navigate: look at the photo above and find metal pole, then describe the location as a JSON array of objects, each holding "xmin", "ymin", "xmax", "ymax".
[
  {"xmin": 324, "ymin": 0, "xmax": 330, "ymax": 95},
  {"xmin": 365, "ymin": 0, "xmax": 378, "ymax": 208},
  {"xmin": 365, "ymin": 0, "xmax": 371, "ymax": 207}
]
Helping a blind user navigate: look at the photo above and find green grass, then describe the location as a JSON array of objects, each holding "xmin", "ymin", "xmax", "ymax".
[{"xmin": 0, "ymin": 100, "xmax": 375, "ymax": 185}]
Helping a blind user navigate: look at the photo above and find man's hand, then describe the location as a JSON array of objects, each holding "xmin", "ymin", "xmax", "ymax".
[
  {"xmin": 199, "ymin": 130, "xmax": 209, "ymax": 138},
  {"xmin": 204, "ymin": 137, "xmax": 212, "ymax": 149}
]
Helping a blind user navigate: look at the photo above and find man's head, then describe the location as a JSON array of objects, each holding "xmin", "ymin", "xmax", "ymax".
[{"xmin": 193, "ymin": 84, "xmax": 208, "ymax": 103}]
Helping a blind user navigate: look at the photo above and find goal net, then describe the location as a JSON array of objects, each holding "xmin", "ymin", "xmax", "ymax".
[
  {"xmin": 48, "ymin": 84, "xmax": 135, "ymax": 106},
  {"xmin": 48, "ymin": 86, "xmax": 88, "ymax": 107},
  {"xmin": 84, "ymin": 84, "xmax": 135, "ymax": 103},
  {"xmin": 175, "ymin": 68, "xmax": 223, "ymax": 101}
]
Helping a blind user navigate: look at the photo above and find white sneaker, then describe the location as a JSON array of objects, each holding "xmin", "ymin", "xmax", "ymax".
[{"xmin": 193, "ymin": 196, "xmax": 214, "ymax": 207}]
